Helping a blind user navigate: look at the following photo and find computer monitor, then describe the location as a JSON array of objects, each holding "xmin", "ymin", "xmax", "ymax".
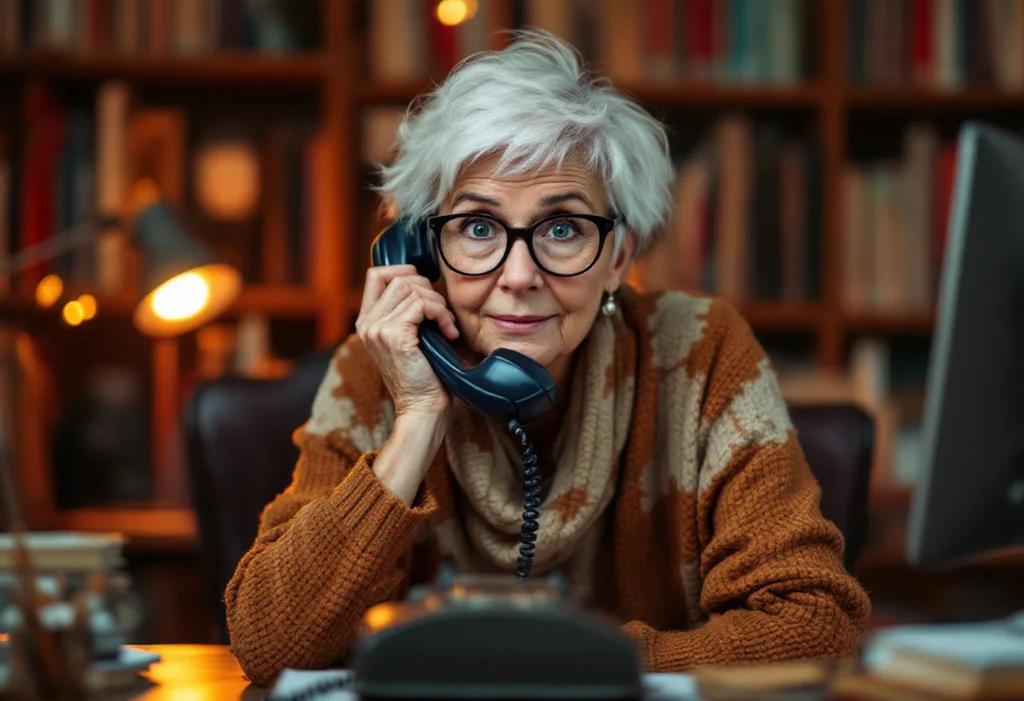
[{"xmin": 906, "ymin": 121, "xmax": 1024, "ymax": 568}]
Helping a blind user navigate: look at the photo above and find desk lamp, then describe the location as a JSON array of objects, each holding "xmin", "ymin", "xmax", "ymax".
[
  {"xmin": 0, "ymin": 181, "xmax": 242, "ymax": 698},
  {"xmin": 1, "ymin": 179, "xmax": 242, "ymax": 337}
]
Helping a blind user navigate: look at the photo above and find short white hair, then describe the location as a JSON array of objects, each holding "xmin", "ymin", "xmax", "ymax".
[{"xmin": 374, "ymin": 30, "xmax": 675, "ymax": 256}]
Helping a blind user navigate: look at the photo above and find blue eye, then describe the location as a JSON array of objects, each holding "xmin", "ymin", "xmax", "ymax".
[
  {"xmin": 550, "ymin": 222, "xmax": 572, "ymax": 239},
  {"xmin": 466, "ymin": 220, "xmax": 495, "ymax": 238},
  {"xmin": 542, "ymin": 219, "xmax": 578, "ymax": 241}
]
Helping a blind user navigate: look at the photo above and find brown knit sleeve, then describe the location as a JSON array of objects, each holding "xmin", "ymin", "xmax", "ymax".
[
  {"xmin": 623, "ymin": 300, "xmax": 871, "ymax": 670},
  {"xmin": 224, "ymin": 337, "xmax": 437, "ymax": 687}
]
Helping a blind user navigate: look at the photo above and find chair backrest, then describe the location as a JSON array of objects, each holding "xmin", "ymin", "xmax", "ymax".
[
  {"xmin": 185, "ymin": 350, "xmax": 874, "ymax": 642},
  {"xmin": 787, "ymin": 403, "xmax": 874, "ymax": 573},
  {"xmin": 184, "ymin": 347, "xmax": 334, "ymax": 643}
]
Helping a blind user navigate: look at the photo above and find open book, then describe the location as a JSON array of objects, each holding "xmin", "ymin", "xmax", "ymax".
[{"xmin": 863, "ymin": 613, "xmax": 1024, "ymax": 698}]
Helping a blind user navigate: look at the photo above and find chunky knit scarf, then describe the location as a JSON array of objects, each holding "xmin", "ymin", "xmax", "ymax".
[{"xmin": 435, "ymin": 308, "xmax": 637, "ymax": 589}]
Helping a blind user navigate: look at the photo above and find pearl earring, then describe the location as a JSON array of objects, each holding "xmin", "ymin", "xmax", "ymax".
[{"xmin": 601, "ymin": 290, "xmax": 617, "ymax": 317}]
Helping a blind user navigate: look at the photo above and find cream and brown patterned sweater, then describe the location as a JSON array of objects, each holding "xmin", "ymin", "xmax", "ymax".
[{"xmin": 225, "ymin": 286, "xmax": 871, "ymax": 687}]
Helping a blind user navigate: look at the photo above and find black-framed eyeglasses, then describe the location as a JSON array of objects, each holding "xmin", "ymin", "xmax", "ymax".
[{"xmin": 426, "ymin": 212, "xmax": 618, "ymax": 278}]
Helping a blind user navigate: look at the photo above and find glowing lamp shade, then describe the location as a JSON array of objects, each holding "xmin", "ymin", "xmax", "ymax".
[{"xmin": 131, "ymin": 203, "xmax": 241, "ymax": 337}]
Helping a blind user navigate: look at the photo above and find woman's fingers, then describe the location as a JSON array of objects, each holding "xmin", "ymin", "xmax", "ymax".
[
  {"xmin": 361, "ymin": 282, "xmax": 459, "ymax": 345},
  {"xmin": 366, "ymin": 293, "xmax": 419, "ymax": 348},
  {"xmin": 359, "ymin": 276, "xmax": 419, "ymax": 331},
  {"xmin": 356, "ymin": 269, "xmax": 457, "ymax": 419},
  {"xmin": 359, "ymin": 265, "xmax": 434, "ymax": 319},
  {"xmin": 367, "ymin": 280, "xmax": 457, "ymax": 339},
  {"xmin": 409, "ymin": 296, "xmax": 460, "ymax": 341}
]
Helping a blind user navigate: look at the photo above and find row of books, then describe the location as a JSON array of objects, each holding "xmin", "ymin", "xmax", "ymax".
[
  {"xmin": 841, "ymin": 124, "xmax": 954, "ymax": 313},
  {"xmin": 0, "ymin": 80, "xmax": 327, "ymax": 300},
  {"xmin": 848, "ymin": 0, "xmax": 1024, "ymax": 90},
  {"xmin": 367, "ymin": 0, "xmax": 809, "ymax": 85},
  {"xmin": 630, "ymin": 115, "xmax": 823, "ymax": 305},
  {"xmin": 0, "ymin": 0, "xmax": 319, "ymax": 56}
]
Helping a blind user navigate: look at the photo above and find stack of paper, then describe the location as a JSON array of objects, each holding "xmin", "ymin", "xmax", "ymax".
[
  {"xmin": 862, "ymin": 614, "xmax": 1024, "ymax": 698},
  {"xmin": 0, "ymin": 531, "xmax": 124, "ymax": 573}
]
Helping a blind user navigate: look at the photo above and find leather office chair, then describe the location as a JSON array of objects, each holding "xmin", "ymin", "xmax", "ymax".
[
  {"xmin": 185, "ymin": 350, "xmax": 874, "ymax": 643},
  {"xmin": 185, "ymin": 346, "xmax": 336, "ymax": 643}
]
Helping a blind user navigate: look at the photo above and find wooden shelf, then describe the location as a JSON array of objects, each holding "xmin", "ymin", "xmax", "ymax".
[
  {"xmin": 357, "ymin": 80, "xmax": 435, "ymax": 104},
  {"xmin": 859, "ymin": 540, "xmax": 1024, "ymax": 571},
  {"xmin": 842, "ymin": 309, "xmax": 935, "ymax": 335},
  {"xmin": 54, "ymin": 506, "xmax": 197, "ymax": 552},
  {"xmin": 0, "ymin": 285, "xmax": 320, "ymax": 323},
  {"xmin": 231, "ymin": 286, "xmax": 321, "ymax": 317},
  {"xmin": 739, "ymin": 302, "xmax": 824, "ymax": 331},
  {"xmin": 358, "ymin": 81, "xmax": 825, "ymax": 108},
  {"xmin": 0, "ymin": 52, "xmax": 328, "ymax": 85},
  {"xmin": 845, "ymin": 86, "xmax": 1024, "ymax": 110},
  {"xmin": 870, "ymin": 483, "xmax": 913, "ymax": 510},
  {"xmin": 619, "ymin": 82, "xmax": 824, "ymax": 108}
]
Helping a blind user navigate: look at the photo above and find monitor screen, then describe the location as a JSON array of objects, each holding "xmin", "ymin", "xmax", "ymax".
[{"xmin": 906, "ymin": 121, "xmax": 1024, "ymax": 568}]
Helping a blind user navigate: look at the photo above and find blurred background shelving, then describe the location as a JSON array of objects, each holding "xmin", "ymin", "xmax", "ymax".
[
  {"xmin": 0, "ymin": 52, "xmax": 330, "ymax": 84},
  {"xmin": 1, "ymin": 0, "xmax": 1022, "ymax": 642}
]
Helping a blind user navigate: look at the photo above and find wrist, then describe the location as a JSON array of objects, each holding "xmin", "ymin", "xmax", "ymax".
[
  {"xmin": 393, "ymin": 410, "xmax": 446, "ymax": 449},
  {"xmin": 374, "ymin": 410, "xmax": 447, "ymax": 506}
]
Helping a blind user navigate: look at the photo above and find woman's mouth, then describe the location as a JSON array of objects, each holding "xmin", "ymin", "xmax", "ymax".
[{"xmin": 487, "ymin": 314, "xmax": 555, "ymax": 333}]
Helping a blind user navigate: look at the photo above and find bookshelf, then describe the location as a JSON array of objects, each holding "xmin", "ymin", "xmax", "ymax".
[
  {"xmin": 0, "ymin": 285, "xmax": 322, "ymax": 319},
  {"xmin": 0, "ymin": 1, "xmax": 351, "ymax": 558},
  {"xmin": 0, "ymin": 0, "xmax": 988, "ymax": 522},
  {"xmin": 0, "ymin": 52, "xmax": 330, "ymax": 84},
  {"xmin": 2, "ymin": 0, "xmax": 1024, "ymax": 635},
  {"xmin": 846, "ymin": 86, "xmax": 1024, "ymax": 110}
]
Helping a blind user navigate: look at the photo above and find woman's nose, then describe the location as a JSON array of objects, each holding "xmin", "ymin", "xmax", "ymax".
[{"xmin": 498, "ymin": 240, "xmax": 543, "ymax": 291}]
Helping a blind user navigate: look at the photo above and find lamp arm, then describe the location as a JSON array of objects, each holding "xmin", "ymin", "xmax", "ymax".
[
  {"xmin": 0, "ymin": 413, "xmax": 23, "ymax": 531},
  {"xmin": 0, "ymin": 216, "xmax": 121, "ymax": 277}
]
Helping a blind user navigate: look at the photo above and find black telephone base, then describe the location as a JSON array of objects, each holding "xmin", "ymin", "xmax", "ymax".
[{"xmin": 352, "ymin": 573, "xmax": 644, "ymax": 701}]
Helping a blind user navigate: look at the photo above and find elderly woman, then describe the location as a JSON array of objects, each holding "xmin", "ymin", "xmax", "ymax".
[{"xmin": 225, "ymin": 31, "xmax": 870, "ymax": 686}]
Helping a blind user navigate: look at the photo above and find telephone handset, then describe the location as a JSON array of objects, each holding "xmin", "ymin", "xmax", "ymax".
[
  {"xmin": 370, "ymin": 217, "xmax": 557, "ymax": 581},
  {"xmin": 370, "ymin": 218, "xmax": 557, "ymax": 426}
]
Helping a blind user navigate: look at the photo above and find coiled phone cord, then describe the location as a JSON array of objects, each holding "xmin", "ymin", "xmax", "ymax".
[{"xmin": 509, "ymin": 418, "xmax": 541, "ymax": 581}]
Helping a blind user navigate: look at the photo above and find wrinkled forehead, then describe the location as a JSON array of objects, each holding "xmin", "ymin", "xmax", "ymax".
[{"xmin": 444, "ymin": 151, "xmax": 609, "ymax": 213}]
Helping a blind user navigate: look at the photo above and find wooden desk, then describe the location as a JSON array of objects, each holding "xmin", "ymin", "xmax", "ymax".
[
  {"xmin": 109, "ymin": 644, "xmax": 968, "ymax": 701},
  {"xmin": 117, "ymin": 645, "xmax": 266, "ymax": 700}
]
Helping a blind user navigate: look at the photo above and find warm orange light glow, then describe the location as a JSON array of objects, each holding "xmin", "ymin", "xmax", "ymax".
[
  {"xmin": 77, "ymin": 294, "xmax": 97, "ymax": 320},
  {"xmin": 364, "ymin": 604, "xmax": 396, "ymax": 631},
  {"xmin": 151, "ymin": 272, "xmax": 211, "ymax": 322},
  {"xmin": 134, "ymin": 264, "xmax": 241, "ymax": 338},
  {"xmin": 62, "ymin": 300, "xmax": 84, "ymax": 326},
  {"xmin": 437, "ymin": 0, "xmax": 478, "ymax": 26},
  {"xmin": 35, "ymin": 274, "xmax": 63, "ymax": 308}
]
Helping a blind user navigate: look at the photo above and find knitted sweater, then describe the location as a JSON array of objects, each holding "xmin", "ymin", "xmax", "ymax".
[{"xmin": 225, "ymin": 287, "xmax": 871, "ymax": 687}]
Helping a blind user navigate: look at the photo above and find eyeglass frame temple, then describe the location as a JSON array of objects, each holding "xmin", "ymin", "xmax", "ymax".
[{"xmin": 425, "ymin": 212, "xmax": 619, "ymax": 278}]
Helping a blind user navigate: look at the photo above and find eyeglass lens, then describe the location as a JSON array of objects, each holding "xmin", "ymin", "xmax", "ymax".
[{"xmin": 438, "ymin": 215, "xmax": 602, "ymax": 275}]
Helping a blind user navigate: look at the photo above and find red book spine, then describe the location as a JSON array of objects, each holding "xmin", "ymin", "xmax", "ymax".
[
  {"xmin": 934, "ymin": 143, "xmax": 957, "ymax": 278},
  {"xmin": 430, "ymin": 0, "xmax": 460, "ymax": 76},
  {"xmin": 910, "ymin": 0, "xmax": 933, "ymax": 84},
  {"xmin": 687, "ymin": 0, "xmax": 713, "ymax": 75},
  {"xmin": 20, "ymin": 85, "xmax": 66, "ymax": 293}
]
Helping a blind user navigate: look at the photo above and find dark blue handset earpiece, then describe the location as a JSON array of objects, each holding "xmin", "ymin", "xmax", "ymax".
[{"xmin": 370, "ymin": 218, "xmax": 556, "ymax": 426}]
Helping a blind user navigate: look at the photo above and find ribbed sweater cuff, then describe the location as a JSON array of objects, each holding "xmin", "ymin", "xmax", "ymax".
[
  {"xmin": 622, "ymin": 620, "xmax": 660, "ymax": 668},
  {"xmin": 321, "ymin": 451, "xmax": 439, "ymax": 548}
]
